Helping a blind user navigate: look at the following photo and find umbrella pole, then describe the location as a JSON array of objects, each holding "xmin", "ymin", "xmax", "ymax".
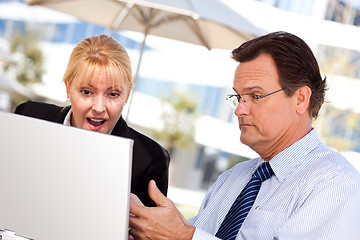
[{"xmin": 124, "ymin": 30, "xmax": 148, "ymax": 121}]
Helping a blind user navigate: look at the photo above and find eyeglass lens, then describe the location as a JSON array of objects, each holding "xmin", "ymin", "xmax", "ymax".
[{"xmin": 226, "ymin": 95, "xmax": 240, "ymax": 108}]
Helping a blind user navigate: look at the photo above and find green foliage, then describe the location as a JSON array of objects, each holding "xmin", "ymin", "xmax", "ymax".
[
  {"xmin": 1, "ymin": 31, "xmax": 45, "ymax": 110},
  {"xmin": 9, "ymin": 32, "xmax": 44, "ymax": 85},
  {"xmin": 316, "ymin": 45, "xmax": 360, "ymax": 152},
  {"xmin": 153, "ymin": 90, "xmax": 198, "ymax": 156}
]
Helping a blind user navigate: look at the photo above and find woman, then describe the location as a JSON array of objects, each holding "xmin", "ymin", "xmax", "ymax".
[{"xmin": 15, "ymin": 35, "xmax": 170, "ymax": 207}]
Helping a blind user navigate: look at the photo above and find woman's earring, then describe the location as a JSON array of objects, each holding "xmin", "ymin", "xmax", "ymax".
[{"xmin": 66, "ymin": 98, "xmax": 71, "ymax": 105}]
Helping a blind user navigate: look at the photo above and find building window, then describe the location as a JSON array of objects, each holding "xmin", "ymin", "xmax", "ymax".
[{"xmin": 326, "ymin": 0, "xmax": 360, "ymax": 26}]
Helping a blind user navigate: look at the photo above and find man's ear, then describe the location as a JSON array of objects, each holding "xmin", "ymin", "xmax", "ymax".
[{"xmin": 295, "ymin": 85, "xmax": 312, "ymax": 115}]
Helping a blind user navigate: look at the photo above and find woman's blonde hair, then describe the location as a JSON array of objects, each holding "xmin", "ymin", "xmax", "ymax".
[{"xmin": 63, "ymin": 35, "xmax": 133, "ymax": 92}]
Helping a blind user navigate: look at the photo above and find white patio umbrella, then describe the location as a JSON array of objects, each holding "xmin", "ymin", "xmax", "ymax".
[
  {"xmin": 24, "ymin": 0, "xmax": 264, "ymax": 117},
  {"xmin": 25, "ymin": 0, "xmax": 264, "ymax": 82},
  {"xmin": 0, "ymin": 1, "xmax": 78, "ymax": 23}
]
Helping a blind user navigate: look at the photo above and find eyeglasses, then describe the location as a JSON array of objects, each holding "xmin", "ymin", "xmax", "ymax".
[{"xmin": 226, "ymin": 88, "xmax": 285, "ymax": 108}]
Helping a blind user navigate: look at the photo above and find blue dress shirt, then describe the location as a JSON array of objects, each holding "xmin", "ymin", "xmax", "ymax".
[{"xmin": 188, "ymin": 129, "xmax": 360, "ymax": 240}]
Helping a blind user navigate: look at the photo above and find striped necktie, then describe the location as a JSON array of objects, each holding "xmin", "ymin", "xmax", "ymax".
[{"xmin": 215, "ymin": 162, "xmax": 274, "ymax": 240}]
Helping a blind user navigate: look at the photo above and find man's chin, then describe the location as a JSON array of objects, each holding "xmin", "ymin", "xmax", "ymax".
[{"xmin": 240, "ymin": 135, "xmax": 255, "ymax": 148}]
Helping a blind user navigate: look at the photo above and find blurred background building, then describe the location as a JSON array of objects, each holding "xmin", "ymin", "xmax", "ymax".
[{"xmin": 1, "ymin": 0, "xmax": 360, "ymax": 214}]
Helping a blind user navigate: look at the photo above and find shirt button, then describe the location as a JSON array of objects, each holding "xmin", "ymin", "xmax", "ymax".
[{"xmin": 255, "ymin": 206, "xmax": 260, "ymax": 210}]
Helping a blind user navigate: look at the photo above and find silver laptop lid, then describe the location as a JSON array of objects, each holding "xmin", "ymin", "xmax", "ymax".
[{"xmin": 0, "ymin": 111, "xmax": 133, "ymax": 240}]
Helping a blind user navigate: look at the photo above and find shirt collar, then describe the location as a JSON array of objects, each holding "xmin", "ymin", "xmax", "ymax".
[
  {"xmin": 267, "ymin": 128, "xmax": 321, "ymax": 183},
  {"xmin": 63, "ymin": 108, "xmax": 72, "ymax": 126}
]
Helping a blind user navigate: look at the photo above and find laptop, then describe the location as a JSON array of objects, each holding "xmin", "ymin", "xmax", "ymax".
[{"xmin": 0, "ymin": 111, "xmax": 133, "ymax": 240}]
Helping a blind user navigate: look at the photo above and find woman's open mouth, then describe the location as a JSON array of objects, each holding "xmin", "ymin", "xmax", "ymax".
[{"xmin": 87, "ymin": 118, "xmax": 106, "ymax": 127}]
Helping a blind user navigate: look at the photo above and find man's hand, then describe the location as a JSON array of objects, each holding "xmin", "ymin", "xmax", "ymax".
[{"xmin": 129, "ymin": 180, "xmax": 195, "ymax": 240}]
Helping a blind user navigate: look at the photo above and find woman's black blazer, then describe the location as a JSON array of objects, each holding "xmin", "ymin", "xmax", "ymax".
[{"xmin": 15, "ymin": 101, "xmax": 170, "ymax": 207}]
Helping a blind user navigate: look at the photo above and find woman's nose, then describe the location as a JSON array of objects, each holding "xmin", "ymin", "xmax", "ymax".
[{"xmin": 92, "ymin": 95, "xmax": 106, "ymax": 113}]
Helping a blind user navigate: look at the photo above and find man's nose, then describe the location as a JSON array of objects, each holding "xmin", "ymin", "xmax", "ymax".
[{"xmin": 234, "ymin": 100, "xmax": 249, "ymax": 117}]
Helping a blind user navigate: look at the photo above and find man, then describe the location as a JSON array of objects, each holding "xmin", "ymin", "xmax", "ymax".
[{"xmin": 129, "ymin": 31, "xmax": 360, "ymax": 240}]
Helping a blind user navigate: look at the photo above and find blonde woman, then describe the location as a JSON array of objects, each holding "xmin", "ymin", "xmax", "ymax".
[{"xmin": 15, "ymin": 35, "xmax": 170, "ymax": 207}]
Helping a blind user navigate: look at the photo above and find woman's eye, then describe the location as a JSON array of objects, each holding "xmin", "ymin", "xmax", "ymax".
[
  {"xmin": 109, "ymin": 92, "xmax": 120, "ymax": 97},
  {"xmin": 81, "ymin": 89, "xmax": 91, "ymax": 95}
]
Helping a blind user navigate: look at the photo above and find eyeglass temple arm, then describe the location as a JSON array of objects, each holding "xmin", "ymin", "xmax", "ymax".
[{"xmin": 259, "ymin": 88, "xmax": 285, "ymax": 99}]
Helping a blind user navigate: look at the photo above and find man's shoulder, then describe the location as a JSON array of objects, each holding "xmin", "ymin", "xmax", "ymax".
[
  {"xmin": 311, "ymin": 144, "xmax": 355, "ymax": 172},
  {"xmin": 301, "ymin": 145, "xmax": 360, "ymax": 188}
]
